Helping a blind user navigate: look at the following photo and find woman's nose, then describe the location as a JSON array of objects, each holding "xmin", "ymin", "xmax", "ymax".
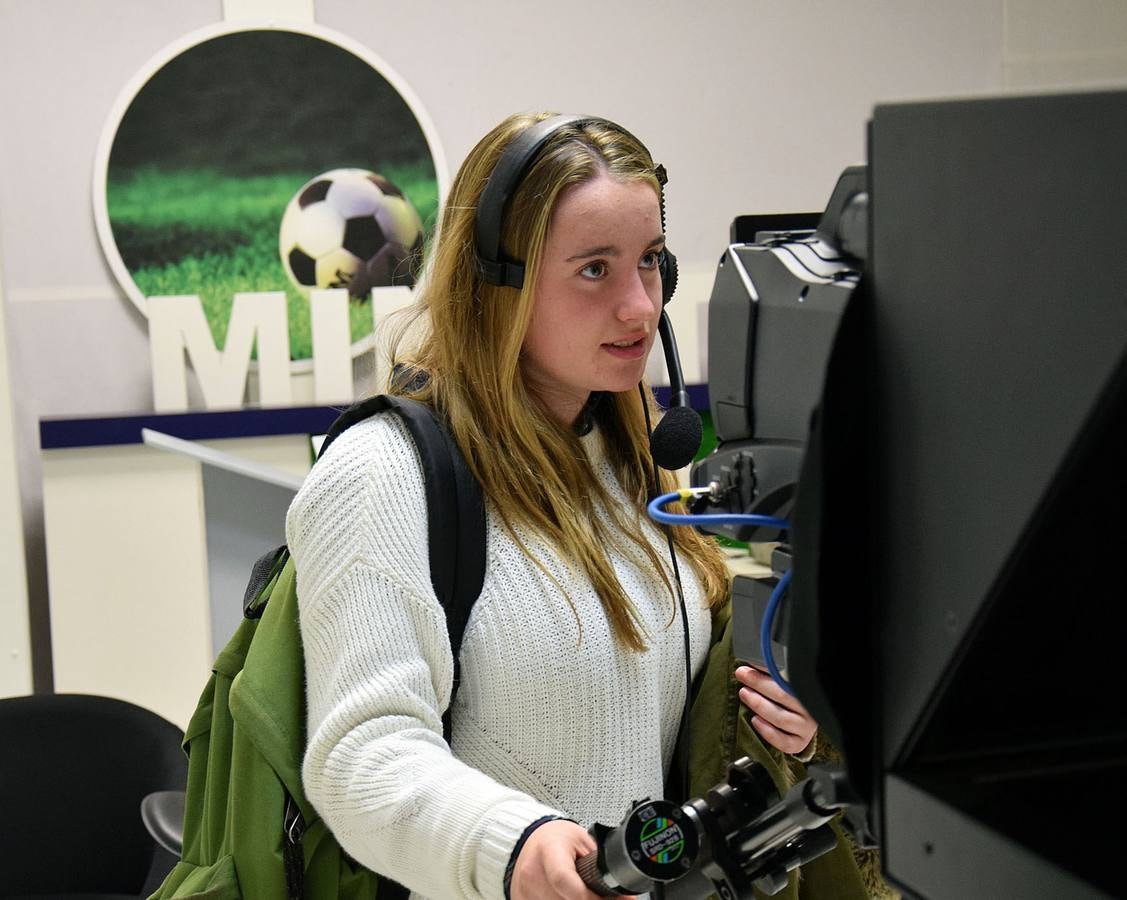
[{"xmin": 617, "ymin": 270, "xmax": 660, "ymax": 322}]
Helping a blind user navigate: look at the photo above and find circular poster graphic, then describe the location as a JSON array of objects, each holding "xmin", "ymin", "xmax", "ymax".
[{"xmin": 93, "ymin": 22, "xmax": 446, "ymax": 371}]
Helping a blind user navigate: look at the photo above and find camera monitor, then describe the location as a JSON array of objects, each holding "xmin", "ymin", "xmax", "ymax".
[{"xmin": 785, "ymin": 89, "xmax": 1127, "ymax": 899}]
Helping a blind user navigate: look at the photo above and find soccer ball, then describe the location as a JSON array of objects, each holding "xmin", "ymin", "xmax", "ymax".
[{"xmin": 279, "ymin": 168, "xmax": 425, "ymax": 299}]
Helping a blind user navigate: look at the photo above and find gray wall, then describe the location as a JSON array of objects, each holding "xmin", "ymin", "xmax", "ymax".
[{"xmin": 3, "ymin": 0, "xmax": 1127, "ymax": 696}]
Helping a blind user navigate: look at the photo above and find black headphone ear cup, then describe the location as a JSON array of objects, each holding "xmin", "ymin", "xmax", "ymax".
[{"xmin": 660, "ymin": 248, "xmax": 678, "ymax": 306}]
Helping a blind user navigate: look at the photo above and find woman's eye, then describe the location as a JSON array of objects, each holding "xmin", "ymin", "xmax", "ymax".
[
  {"xmin": 640, "ymin": 250, "xmax": 663, "ymax": 270},
  {"xmin": 580, "ymin": 261, "xmax": 607, "ymax": 279}
]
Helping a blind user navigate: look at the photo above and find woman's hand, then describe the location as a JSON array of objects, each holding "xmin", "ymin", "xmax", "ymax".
[
  {"xmin": 510, "ymin": 819, "xmax": 635, "ymax": 900},
  {"xmin": 735, "ymin": 665, "xmax": 818, "ymax": 756}
]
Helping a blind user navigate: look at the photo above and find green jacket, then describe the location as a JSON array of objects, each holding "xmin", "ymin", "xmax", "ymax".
[{"xmin": 686, "ymin": 600, "xmax": 896, "ymax": 900}]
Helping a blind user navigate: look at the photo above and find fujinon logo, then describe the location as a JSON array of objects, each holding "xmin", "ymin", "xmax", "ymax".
[{"xmin": 639, "ymin": 815, "xmax": 686, "ymax": 864}]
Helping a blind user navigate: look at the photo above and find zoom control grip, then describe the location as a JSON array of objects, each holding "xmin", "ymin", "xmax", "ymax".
[
  {"xmin": 575, "ymin": 847, "xmax": 622, "ymax": 897},
  {"xmin": 576, "ymin": 799, "xmax": 700, "ymax": 896}
]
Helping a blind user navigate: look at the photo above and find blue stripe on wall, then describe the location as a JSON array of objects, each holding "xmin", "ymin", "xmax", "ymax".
[{"xmin": 41, "ymin": 385, "xmax": 710, "ymax": 449}]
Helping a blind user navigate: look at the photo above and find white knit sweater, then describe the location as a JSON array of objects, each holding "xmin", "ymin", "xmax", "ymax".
[{"xmin": 286, "ymin": 413, "xmax": 711, "ymax": 900}]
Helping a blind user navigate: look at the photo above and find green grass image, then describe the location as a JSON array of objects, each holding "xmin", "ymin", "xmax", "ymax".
[{"xmin": 108, "ymin": 163, "xmax": 438, "ymax": 361}]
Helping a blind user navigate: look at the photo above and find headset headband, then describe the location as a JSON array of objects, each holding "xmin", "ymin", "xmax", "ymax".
[{"xmin": 474, "ymin": 114, "xmax": 665, "ymax": 289}]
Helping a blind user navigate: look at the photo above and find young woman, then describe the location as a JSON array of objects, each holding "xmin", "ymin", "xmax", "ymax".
[{"xmin": 286, "ymin": 113, "xmax": 817, "ymax": 900}]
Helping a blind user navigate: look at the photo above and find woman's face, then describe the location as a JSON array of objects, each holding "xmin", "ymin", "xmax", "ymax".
[{"xmin": 521, "ymin": 171, "xmax": 664, "ymax": 425}]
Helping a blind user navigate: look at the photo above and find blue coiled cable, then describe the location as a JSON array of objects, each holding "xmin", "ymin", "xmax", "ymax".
[{"xmin": 647, "ymin": 490, "xmax": 795, "ymax": 695}]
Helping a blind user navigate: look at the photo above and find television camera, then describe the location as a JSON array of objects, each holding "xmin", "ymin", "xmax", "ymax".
[{"xmin": 580, "ymin": 88, "xmax": 1127, "ymax": 899}]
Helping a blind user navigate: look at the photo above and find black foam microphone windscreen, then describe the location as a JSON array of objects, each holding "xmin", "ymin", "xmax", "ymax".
[
  {"xmin": 650, "ymin": 404, "xmax": 703, "ymax": 471},
  {"xmin": 650, "ymin": 310, "xmax": 702, "ymax": 470}
]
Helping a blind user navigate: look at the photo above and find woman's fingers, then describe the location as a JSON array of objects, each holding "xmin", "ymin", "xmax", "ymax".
[
  {"xmin": 735, "ymin": 665, "xmax": 817, "ymax": 755},
  {"xmin": 511, "ymin": 819, "xmax": 629, "ymax": 900}
]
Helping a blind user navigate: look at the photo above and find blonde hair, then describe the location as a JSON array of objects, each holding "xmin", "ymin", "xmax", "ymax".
[{"xmin": 388, "ymin": 113, "xmax": 729, "ymax": 650}]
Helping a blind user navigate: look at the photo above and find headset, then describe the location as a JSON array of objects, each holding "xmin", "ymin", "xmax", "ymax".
[
  {"xmin": 472, "ymin": 114, "xmax": 700, "ymax": 473},
  {"xmin": 474, "ymin": 113, "xmax": 678, "ymax": 303}
]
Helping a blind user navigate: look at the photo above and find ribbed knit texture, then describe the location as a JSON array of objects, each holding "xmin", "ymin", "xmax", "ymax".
[{"xmin": 287, "ymin": 414, "xmax": 711, "ymax": 900}]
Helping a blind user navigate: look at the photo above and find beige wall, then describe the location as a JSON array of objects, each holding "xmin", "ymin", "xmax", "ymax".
[
  {"xmin": 1004, "ymin": 0, "xmax": 1127, "ymax": 88},
  {"xmin": 0, "ymin": 263, "xmax": 32, "ymax": 697},
  {"xmin": 2, "ymin": 0, "xmax": 1127, "ymax": 704}
]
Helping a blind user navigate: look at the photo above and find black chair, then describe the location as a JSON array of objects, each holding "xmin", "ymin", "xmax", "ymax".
[{"xmin": 0, "ymin": 693, "xmax": 186, "ymax": 899}]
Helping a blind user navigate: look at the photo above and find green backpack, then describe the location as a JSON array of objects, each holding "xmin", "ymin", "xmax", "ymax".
[{"xmin": 150, "ymin": 395, "xmax": 486, "ymax": 900}]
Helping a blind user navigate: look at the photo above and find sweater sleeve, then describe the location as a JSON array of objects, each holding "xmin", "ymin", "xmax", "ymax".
[{"xmin": 286, "ymin": 415, "xmax": 560, "ymax": 899}]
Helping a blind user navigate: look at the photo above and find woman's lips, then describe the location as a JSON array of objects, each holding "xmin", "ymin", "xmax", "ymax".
[{"xmin": 602, "ymin": 337, "xmax": 647, "ymax": 359}]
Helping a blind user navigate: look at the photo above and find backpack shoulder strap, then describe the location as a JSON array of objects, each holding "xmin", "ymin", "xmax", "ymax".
[{"xmin": 318, "ymin": 395, "xmax": 487, "ymax": 696}]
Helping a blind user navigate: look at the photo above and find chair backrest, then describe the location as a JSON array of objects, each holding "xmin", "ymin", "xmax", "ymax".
[{"xmin": 0, "ymin": 693, "xmax": 186, "ymax": 895}]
